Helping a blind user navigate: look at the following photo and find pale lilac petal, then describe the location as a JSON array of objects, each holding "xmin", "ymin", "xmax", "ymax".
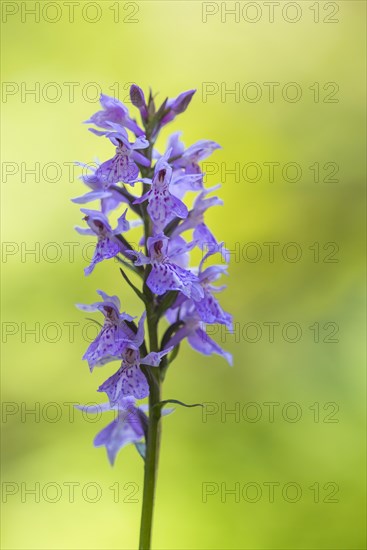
[
  {"xmin": 72, "ymin": 190, "xmax": 111, "ymax": 204},
  {"xmin": 147, "ymin": 264, "xmax": 203, "ymax": 299},
  {"xmin": 200, "ymin": 264, "xmax": 228, "ymax": 282},
  {"xmin": 163, "ymin": 325, "xmax": 190, "ymax": 350},
  {"xmin": 94, "ymin": 411, "xmax": 145, "ymax": 465},
  {"xmin": 188, "ymin": 328, "xmax": 232, "ymax": 366},
  {"xmin": 169, "ymin": 194, "xmax": 188, "ymax": 219},
  {"xmin": 85, "ymin": 237, "xmax": 121, "ymax": 276},
  {"xmin": 194, "ymin": 223, "xmax": 217, "ymax": 248},
  {"xmin": 75, "ymin": 226, "xmax": 94, "ymax": 236},
  {"xmin": 180, "ymin": 140, "xmax": 221, "ymax": 164},
  {"xmin": 87, "ymin": 93, "xmax": 144, "ymax": 137},
  {"xmin": 98, "ymin": 367, "xmax": 124, "ymax": 405},
  {"xmin": 141, "ymin": 347, "xmax": 173, "ymax": 367},
  {"xmin": 194, "ymin": 290, "xmax": 233, "ymax": 329},
  {"xmin": 130, "ymin": 136, "xmax": 149, "ymax": 150},
  {"xmin": 134, "ymin": 311, "xmax": 147, "ymax": 348},
  {"xmin": 96, "ymin": 290, "xmax": 121, "ymax": 310},
  {"xmin": 75, "ymin": 402, "xmax": 116, "ymax": 414},
  {"xmin": 83, "ymin": 325, "xmax": 131, "ymax": 370},
  {"xmin": 113, "ymin": 209, "xmax": 130, "ymax": 234}
]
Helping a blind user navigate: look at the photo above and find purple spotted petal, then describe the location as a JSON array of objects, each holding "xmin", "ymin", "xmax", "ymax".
[
  {"xmin": 113, "ymin": 209, "xmax": 130, "ymax": 234},
  {"xmin": 97, "ymin": 154, "xmax": 139, "ymax": 185},
  {"xmin": 193, "ymin": 289, "xmax": 233, "ymax": 329},
  {"xmin": 122, "ymin": 365, "xmax": 149, "ymax": 399},
  {"xmin": 72, "ymin": 190, "xmax": 112, "ymax": 204},
  {"xmin": 85, "ymin": 237, "xmax": 121, "ymax": 276},
  {"xmin": 83, "ymin": 325, "xmax": 132, "ymax": 370},
  {"xmin": 147, "ymin": 263, "xmax": 203, "ymax": 300},
  {"xmin": 169, "ymin": 194, "xmax": 188, "ymax": 219},
  {"xmin": 147, "ymin": 193, "xmax": 188, "ymax": 231},
  {"xmin": 99, "ymin": 364, "xmax": 149, "ymax": 403},
  {"xmin": 193, "ymin": 223, "xmax": 217, "ymax": 248}
]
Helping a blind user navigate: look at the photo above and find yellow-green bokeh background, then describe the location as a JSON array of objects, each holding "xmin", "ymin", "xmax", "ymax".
[{"xmin": 1, "ymin": 1, "xmax": 366, "ymax": 548}]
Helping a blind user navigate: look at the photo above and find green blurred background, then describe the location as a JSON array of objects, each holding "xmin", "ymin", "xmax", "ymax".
[{"xmin": 1, "ymin": 1, "xmax": 366, "ymax": 548}]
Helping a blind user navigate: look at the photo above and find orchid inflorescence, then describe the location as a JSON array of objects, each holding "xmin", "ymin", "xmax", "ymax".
[{"xmin": 73, "ymin": 84, "xmax": 232, "ymax": 547}]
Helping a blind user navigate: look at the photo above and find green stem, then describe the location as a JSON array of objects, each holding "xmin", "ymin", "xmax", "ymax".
[{"xmin": 139, "ymin": 306, "xmax": 161, "ymax": 549}]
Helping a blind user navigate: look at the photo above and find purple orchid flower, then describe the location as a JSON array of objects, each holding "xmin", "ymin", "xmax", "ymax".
[
  {"xmin": 171, "ymin": 185, "xmax": 226, "ymax": 254},
  {"xmin": 86, "ymin": 93, "xmax": 144, "ymax": 137},
  {"xmin": 89, "ymin": 125, "xmax": 150, "ymax": 185},
  {"xmin": 159, "ymin": 133, "xmax": 220, "ymax": 172},
  {"xmin": 72, "ymin": 161, "xmax": 127, "ymax": 214},
  {"xmin": 162, "ymin": 134, "xmax": 221, "ymax": 190},
  {"xmin": 175, "ymin": 138, "xmax": 221, "ymax": 173},
  {"xmin": 164, "ymin": 132, "xmax": 185, "ymax": 159},
  {"xmin": 169, "ymin": 171, "xmax": 204, "ymax": 198},
  {"xmin": 192, "ymin": 244, "xmax": 232, "ymax": 328},
  {"xmin": 76, "ymin": 398, "xmax": 146, "ymax": 465},
  {"xmin": 76, "ymin": 290, "xmax": 136, "ymax": 370},
  {"xmin": 153, "ymin": 133, "xmax": 221, "ymax": 197},
  {"xmin": 168, "ymin": 243, "xmax": 232, "ymax": 329},
  {"xmin": 98, "ymin": 312, "xmax": 172, "ymax": 401},
  {"xmin": 134, "ymin": 150, "xmax": 188, "ymax": 231},
  {"xmin": 127, "ymin": 234, "xmax": 204, "ymax": 300},
  {"xmin": 76, "ymin": 398, "xmax": 174, "ymax": 465},
  {"xmin": 151, "ymin": 144, "xmax": 204, "ymax": 199},
  {"xmin": 165, "ymin": 302, "xmax": 232, "ymax": 365},
  {"xmin": 75, "ymin": 208, "xmax": 130, "ymax": 275}
]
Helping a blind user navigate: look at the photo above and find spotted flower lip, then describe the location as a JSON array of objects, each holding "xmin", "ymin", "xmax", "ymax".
[
  {"xmin": 88, "ymin": 126, "xmax": 150, "ymax": 185},
  {"xmin": 127, "ymin": 234, "xmax": 204, "ymax": 300},
  {"xmin": 86, "ymin": 93, "xmax": 144, "ymax": 137},
  {"xmin": 133, "ymin": 150, "xmax": 188, "ymax": 231},
  {"xmin": 75, "ymin": 208, "xmax": 130, "ymax": 275},
  {"xmin": 76, "ymin": 290, "xmax": 137, "ymax": 370},
  {"xmin": 98, "ymin": 346, "xmax": 171, "ymax": 402},
  {"xmin": 98, "ymin": 312, "xmax": 173, "ymax": 402}
]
